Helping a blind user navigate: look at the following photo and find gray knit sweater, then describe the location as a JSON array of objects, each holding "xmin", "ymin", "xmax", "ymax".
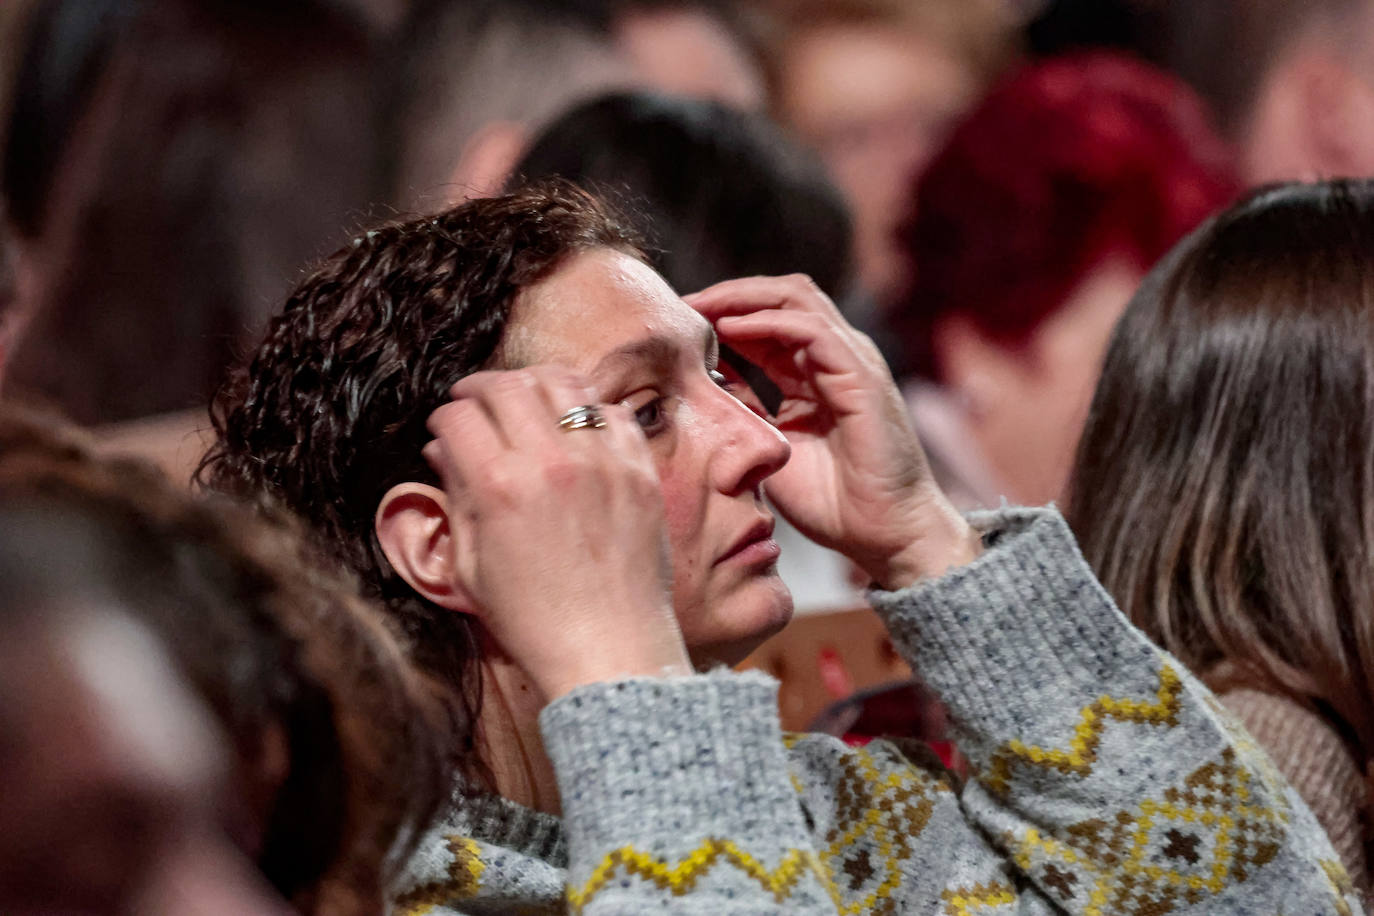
[
  {"xmin": 1219, "ymin": 687, "xmax": 1370, "ymax": 903},
  {"xmin": 393, "ymin": 508, "xmax": 1360, "ymax": 914}
]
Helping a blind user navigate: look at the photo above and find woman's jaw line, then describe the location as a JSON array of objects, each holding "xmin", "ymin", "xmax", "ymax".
[{"xmin": 683, "ymin": 576, "xmax": 794, "ymax": 670}]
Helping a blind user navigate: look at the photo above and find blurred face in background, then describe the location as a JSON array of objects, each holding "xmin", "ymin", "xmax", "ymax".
[
  {"xmin": 615, "ymin": 7, "xmax": 766, "ymax": 111},
  {"xmin": 896, "ymin": 51, "xmax": 1238, "ymax": 509},
  {"xmin": 0, "ymin": 606, "xmax": 289, "ymax": 916},
  {"xmin": 776, "ymin": 23, "xmax": 979, "ymax": 307},
  {"xmin": 1241, "ymin": 0, "xmax": 1374, "ymax": 184},
  {"xmin": 935, "ymin": 254, "xmax": 1142, "ymax": 506}
]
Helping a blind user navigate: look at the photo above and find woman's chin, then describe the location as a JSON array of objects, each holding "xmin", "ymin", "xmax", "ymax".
[{"xmin": 687, "ymin": 574, "xmax": 794, "ymax": 669}]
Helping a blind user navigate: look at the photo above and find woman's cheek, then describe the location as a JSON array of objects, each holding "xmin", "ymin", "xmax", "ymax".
[
  {"xmin": 657, "ymin": 468, "xmax": 702, "ymax": 552},
  {"xmin": 652, "ymin": 400, "xmax": 715, "ymax": 600}
]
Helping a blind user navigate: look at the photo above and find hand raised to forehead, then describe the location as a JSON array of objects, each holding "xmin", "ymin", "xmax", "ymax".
[
  {"xmin": 685, "ymin": 275, "xmax": 980, "ymax": 588},
  {"xmin": 423, "ymin": 366, "xmax": 690, "ymax": 701}
]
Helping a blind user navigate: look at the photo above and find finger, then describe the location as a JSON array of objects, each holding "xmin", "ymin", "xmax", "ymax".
[
  {"xmin": 453, "ymin": 367, "xmax": 595, "ymax": 450},
  {"xmin": 684, "ymin": 274, "xmax": 845, "ymax": 322},
  {"xmin": 448, "ymin": 369, "xmax": 513, "ymax": 399},
  {"xmin": 715, "ymin": 358, "xmax": 771, "ymax": 419},
  {"xmin": 715, "ymin": 310, "xmax": 862, "ymax": 378},
  {"xmin": 525, "ymin": 369, "xmax": 605, "ymax": 450},
  {"xmin": 598, "ymin": 402, "xmax": 657, "ymax": 478},
  {"xmin": 720, "ymin": 344, "xmax": 783, "ymax": 417},
  {"xmin": 424, "ymin": 399, "xmax": 504, "ymax": 491},
  {"xmin": 715, "ymin": 327, "xmax": 812, "ymax": 383},
  {"xmin": 450, "ymin": 365, "xmax": 594, "ymax": 401},
  {"xmin": 596, "ymin": 406, "xmax": 666, "ymax": 537},
  {"xmin": 480, "ymin": 372, "xmax": 551, "ymax": 448},
  {"xmin": 445, "ymin": 370, "xmax": 524, "ymax": 448},
  {"xmin": 421, "ymin": 439, "xmax": 475, "ymax": 517}
]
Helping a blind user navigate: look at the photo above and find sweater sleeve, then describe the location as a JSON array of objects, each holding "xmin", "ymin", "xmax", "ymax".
[
  {"xmin": 1218, "ymin": 688, "xmax": 1370, "ymax": 900},
  {"xmin": 538, "ymin": 669, "xmax": 840, "ymax": 915},
  {"xmin": 867, "ymin": 506, "xmax": 1362, "ymax": 915}
]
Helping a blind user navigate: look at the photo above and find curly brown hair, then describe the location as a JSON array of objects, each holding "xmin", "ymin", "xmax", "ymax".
[
  {"xmin": 196, "ymin": 183, "xmax": 644, "ymax": 768},
  {"xmin": 0, "ymin": 405, "xmax": 451, "ymax": 915}
]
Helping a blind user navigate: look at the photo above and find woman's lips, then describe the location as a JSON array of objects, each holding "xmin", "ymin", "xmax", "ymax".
[
  {"xmin": 716, "ymin": 520, "xmax": 780, "ymax": 566},
  {"xmin": 723, "ymin": 536, "xmax": 781, "ymax": 566}
]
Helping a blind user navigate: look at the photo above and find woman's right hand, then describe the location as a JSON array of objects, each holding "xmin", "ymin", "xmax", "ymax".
[{"xmin": 423, "ymin": 366, "xmax": 691, "ymax": 702}]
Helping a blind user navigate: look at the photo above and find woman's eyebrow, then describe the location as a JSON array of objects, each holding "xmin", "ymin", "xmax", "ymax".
[
  {"xmin": 591, "ymin": 335, "xmax": 681, "ymax": 379},
  {"xmin": 591, "ymin": 324, "xmax": 719, "ymax": 380}
]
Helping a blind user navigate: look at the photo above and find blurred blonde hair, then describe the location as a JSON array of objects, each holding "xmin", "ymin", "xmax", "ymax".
[{"xmin": 749, "ymin": 0, "xmax": 1020, "ymax": 85}]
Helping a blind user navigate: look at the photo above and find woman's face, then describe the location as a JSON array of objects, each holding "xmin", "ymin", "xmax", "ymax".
[
  {"xmin": 778, "ymin": 23, "xmax": 978, "ymax": 306},
  {"xmin": 502, "ymin": 248, "xmax": 794, "ymax": 666}
]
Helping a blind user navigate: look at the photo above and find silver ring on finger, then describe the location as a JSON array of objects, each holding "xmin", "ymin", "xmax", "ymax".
[{"xmin": 557, "ymin": 404, "xmax": 607, "ymax": 432}]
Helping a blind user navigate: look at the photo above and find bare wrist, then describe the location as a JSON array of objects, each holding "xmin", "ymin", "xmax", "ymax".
[{"xmin": 865, "ymin": 503, "xmax": 982, "ymax": 591}]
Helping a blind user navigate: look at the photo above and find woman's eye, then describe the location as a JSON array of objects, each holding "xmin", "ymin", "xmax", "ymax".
[{"xmin": 633, "ymin": 398, "xmax": 665, "ymax": 431}]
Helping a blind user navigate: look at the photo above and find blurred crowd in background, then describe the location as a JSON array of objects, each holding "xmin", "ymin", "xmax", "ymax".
[
  {"xmin": 6, "ymin": 0, "xmax": 1374, "ymax": 520},
  {"xmin": 0, "ymin": 0, "xmax": 1367, "ymax": 662}
]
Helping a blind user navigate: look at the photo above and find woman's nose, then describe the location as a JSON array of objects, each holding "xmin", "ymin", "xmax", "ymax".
[{"xmin": 712, "ymin": 391, "xmax": 790, "ymax": 495}]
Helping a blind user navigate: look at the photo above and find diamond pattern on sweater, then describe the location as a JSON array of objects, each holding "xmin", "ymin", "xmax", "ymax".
[
  {"xmin": 394, "ymin": 835, "xmax": 561, "ymax": 916},
  {"xmin": 1011, "ymin": 747, "xmax": 1290, "ymax": 916},
  {"xmin": 813, "ymin": 743, "xmax": 946, "ymax": 915}
]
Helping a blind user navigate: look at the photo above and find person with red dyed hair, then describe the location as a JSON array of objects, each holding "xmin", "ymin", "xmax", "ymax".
[{"xmin": 892, "ymin": 51, "xmax": 1238, "ymax": 508}]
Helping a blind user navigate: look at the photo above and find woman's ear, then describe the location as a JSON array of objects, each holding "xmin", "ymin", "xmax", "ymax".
[{"xmin": 375, "ymin": 483, "xmax": 476, "ymax": 613}]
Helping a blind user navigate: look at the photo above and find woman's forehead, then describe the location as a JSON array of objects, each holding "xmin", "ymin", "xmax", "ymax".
[{"xmin": 503, "ymin": 248, "xmax": 710, "ymax": 371}]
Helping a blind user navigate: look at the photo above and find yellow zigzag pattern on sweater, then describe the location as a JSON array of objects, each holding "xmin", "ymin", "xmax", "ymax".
[
  {"xmin": 395, "ymin": 836, "xmax": 486, "ymax": 915},
  {"xmin": 984, "ymin": 663, "xmax": 1183, "ymax": 796},
  {"xmin": 1321, "ymin": 860, "xmax": 1355, "ymax": 916},
  {"xmin": 566, "ymin": 838, "xmax": 824, "ymax": 913},
  {"xmin": 940, "ymin": 882, "xmax": 1017, "ymax": 914}
]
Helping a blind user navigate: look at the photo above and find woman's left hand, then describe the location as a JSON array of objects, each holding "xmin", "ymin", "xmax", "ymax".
[{"xmin": 685, "ymin": 275, "xmax": 980, "ymax": 589}]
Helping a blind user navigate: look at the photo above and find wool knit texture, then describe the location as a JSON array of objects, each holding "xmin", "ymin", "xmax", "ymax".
[
  {"xmin": 1219, "ymin": 687, "xmax": 1370, "ymax": 902},
  {"xmin": 392, "ymin": 508, "xmax": 1360, "ymax": 914}
]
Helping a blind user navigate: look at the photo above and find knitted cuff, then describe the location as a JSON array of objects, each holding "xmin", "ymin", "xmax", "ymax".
[
  {"xmin": 540, "ymin": 669, "xmax": 808, "ymax": 855},
  {"xmin": 867, "ymin": 506, "xmax": 1165, "ymax": 741}
]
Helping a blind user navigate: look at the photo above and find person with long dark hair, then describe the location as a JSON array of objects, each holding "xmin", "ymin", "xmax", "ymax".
[{"xmin": 1068, "ymin": 179, "xmax": 1374, "ymax": 900}]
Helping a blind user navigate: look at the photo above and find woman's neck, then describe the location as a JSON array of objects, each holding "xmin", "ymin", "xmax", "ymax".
[{"xmin": 475, "ymin": 650, "xmax": 562, "ymax": 816}]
